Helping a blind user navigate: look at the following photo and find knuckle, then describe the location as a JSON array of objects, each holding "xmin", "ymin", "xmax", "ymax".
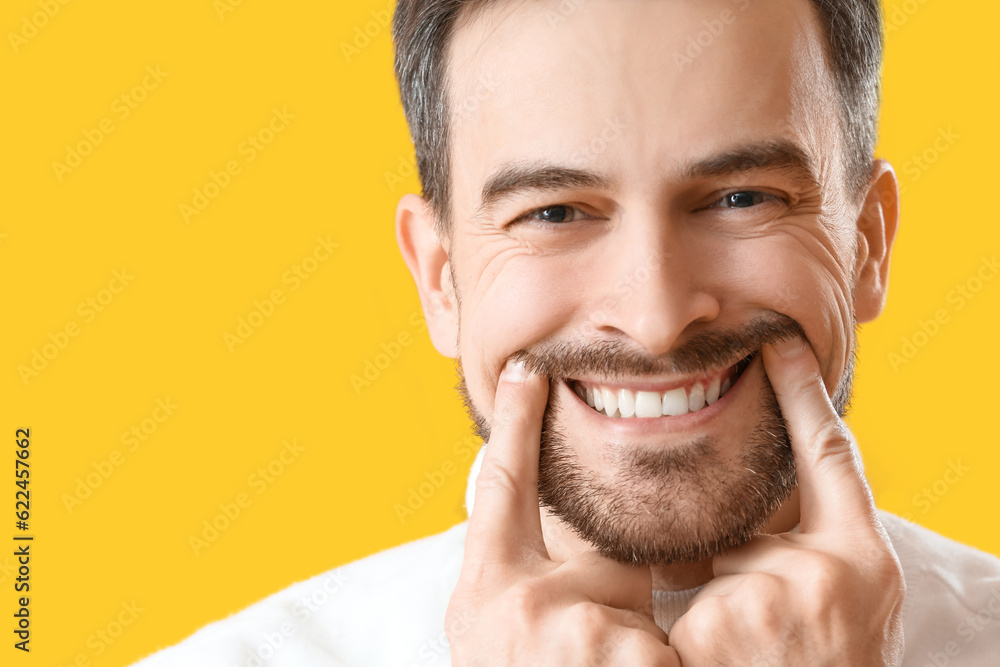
[
  {"xmin": 671, "ymin": 599, "xmax": 723, "ymax": 650},
  {"xmin": 811, "ymin": 420, "xmax": 854, "ymax": 457},
  {"xmin": 474, "ymin": 459, "xmax": 526, "ymax": 503},
  {"xmin": 804, "ymin": 419, "xmax": 860, "ymax": 472},
  {"xmin": 781, "ymin": 364, "xmax": 824, "ymax": 398},
  {"xmin": 568, "ymin": 602, "xmax": 614, "ymax": 636},
  {"xmin": 613, "ymin": 630, "xmax": 677, "ymax": 666},
  {"xmin": 885, "ymin": 560, "xmax": 907, "ymax": 598},
  {"xmin": 869, "ymin": 548, "xmax": 907, "ymax": 606},
  {"xmin": 799, "ymin": 551, "xmax": 845, "ymax": 599},
  {"xmin": 502, "ymin": 580, "xmax": 546, "ymax": 625},
  {"xmin": 870, "ymin": 541, "xmax": 904, "ymax": 582},
  {"xmin": 740, "ymin": 571, "xmax": 782, "ymax": 599}
]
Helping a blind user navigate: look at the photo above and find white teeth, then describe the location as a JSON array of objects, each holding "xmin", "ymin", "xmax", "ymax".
[
  {"xmin": 661, "ymin": 387, "xmax": 689, "ymax": 416},
  {"xmin": 617, "ymin": 388, "xmax": 636, "ymax": 418},
  {"xmin": 602, "ymin": 387, "xmax": 619, "ymax": 418},
  {"xmin": 705, "ymin": 376, "xmax": 721, "ymax": 406},
  {"xmin": 635, "ymin": 391, "xmax": 661, "ymax": 418},
  {"xmin": 688, "ymin": 383, "xmax": 706, "ymax": 412},
  {"xmin": 578, "ymin": 369, "xmax": 736, "ymax": 419}
]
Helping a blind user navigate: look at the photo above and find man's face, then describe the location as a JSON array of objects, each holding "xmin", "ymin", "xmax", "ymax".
[{"xmin": 428, "ymin": 0, "xmax": 880, "ymax": 564}]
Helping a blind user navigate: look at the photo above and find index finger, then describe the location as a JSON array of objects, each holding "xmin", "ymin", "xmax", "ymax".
[
  {"xmin": 464, "ymin": 358, "xmax": 551, "ymax": 569},
  {"xmin": 762, "ymin": 336, "xmax": 877, "ymax": 533}
]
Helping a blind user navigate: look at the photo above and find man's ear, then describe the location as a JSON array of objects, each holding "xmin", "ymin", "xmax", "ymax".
[
  {"xmin": 853, "ymin": 159, "xmax": 900, "ymax": 323},
  {"xmin": 396, "ymin": 193, "xmax": 460, "ymax": 358}
]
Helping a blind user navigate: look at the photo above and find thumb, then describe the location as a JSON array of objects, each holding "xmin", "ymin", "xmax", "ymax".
[
  {"xmin": 762, "ymin": 335, "xmax": 876, "ymax": 533},
  {"xmin": 463, "ymin": 358, "xmax": 551, "ymax": 568}
]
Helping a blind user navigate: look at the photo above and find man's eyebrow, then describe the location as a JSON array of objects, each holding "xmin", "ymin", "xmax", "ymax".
[
  {"xmin": 682, "ymin": 140, "xmax": 820, "ymax": 188},
  {"xmin": 474, "ymin": 141, "xmax": 819, "ymax": 219},
  {"xmin": 475, "ymin": 161, "xmax": 614, "ymax": 219}
]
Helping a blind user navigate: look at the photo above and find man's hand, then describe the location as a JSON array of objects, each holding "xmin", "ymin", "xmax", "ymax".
[
  {"xmin": 446, "ymin": 359, "xmax": 681, "ymax": 666},
  {"xmin": 669, "ymin": 336, "xmax": 906, "ymax": 666}
]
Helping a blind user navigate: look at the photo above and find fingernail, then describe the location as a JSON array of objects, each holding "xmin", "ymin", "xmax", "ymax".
[
  {"xmin": 772, "ymin": 335, "xmax": 807, "ymax": 358},
  {"xmin": 500, "ymin": 358, "xmax": 529, "ymax": 382}
]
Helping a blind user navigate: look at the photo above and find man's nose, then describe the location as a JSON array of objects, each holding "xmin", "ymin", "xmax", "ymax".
[{"xmin": 588, "ymin": 213, "xmax": 720, "ymax": 357}]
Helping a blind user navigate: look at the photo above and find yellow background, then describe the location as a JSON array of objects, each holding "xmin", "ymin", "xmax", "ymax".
[{"xmin": 0, "ymin": 0, "xmax": 996, "ymax": 664}]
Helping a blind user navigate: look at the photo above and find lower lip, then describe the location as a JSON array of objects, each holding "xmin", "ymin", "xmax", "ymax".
[{"xmin": 562, "ymin": 357, "xmax": 758, "ymax": 437}]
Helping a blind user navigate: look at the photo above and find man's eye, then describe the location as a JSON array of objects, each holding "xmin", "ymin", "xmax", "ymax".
[
  {"xmin": 713, "ymin": 191, "xmax": 778, "ymax": 209},
  {"xmin": 519, "ymin": 204, "xmax": 582, "ymax": 224}
]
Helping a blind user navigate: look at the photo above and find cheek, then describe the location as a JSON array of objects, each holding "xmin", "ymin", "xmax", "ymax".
[
  {"xmin": 726, "ymin": 236, "xmax": 854, "ymax": 387},
  {"xmin": 461, "ymin": 253, "xmax": 583, "ymax": 418}
]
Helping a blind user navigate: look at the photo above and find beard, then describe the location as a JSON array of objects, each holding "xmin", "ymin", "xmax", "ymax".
[{"xmin": 457, "ymin": 312, "xmax": 855, "ymax": 566}]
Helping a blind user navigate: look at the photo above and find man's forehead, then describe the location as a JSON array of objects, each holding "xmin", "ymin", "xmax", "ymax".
[{"xmin": 446, "ymin": 0, "xmax": 842, "ymax": 213}]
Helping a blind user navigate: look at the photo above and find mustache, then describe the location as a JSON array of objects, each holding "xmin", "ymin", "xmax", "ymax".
[{"xmin": 509, "ymin": 313, "xmax": 805, "ymax": 380}]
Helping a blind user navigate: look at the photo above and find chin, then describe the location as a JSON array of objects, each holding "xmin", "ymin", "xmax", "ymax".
[{"xmin": 537, "ymin": 365, "xmax": 798, "ymax": 565}]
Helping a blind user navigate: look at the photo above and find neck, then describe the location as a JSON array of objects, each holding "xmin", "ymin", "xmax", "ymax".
[{"xmin": 539, "ymin": 488, "xmax": 801, "ymax": 591}]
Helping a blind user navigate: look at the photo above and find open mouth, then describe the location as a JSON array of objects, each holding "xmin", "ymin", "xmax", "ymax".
[{"xmin": 568, "ymin": 352, "xmax": 756, "ymax": 419}]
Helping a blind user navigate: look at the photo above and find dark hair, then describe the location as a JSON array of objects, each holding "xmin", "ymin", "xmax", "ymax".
[{"xmin": 392, "ymin": 0, "xmax": 883, "ymax": 231}]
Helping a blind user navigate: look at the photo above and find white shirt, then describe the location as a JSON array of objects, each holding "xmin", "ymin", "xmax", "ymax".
[{"xmin": 134, "ymin": 447, "xmax": 1000, "ymax": 666}]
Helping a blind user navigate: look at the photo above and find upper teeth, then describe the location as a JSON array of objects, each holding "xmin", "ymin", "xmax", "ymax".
[{"xmin": 578, "ymin": 374, "xmax": 733, "ymax": 418}]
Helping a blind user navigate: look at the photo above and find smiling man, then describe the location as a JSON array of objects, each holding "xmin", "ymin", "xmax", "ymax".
[
  {"xmin": 135, "ymin": 1, "xmax": 1000, "ymax": 665},
  {"xmin": 391, "ymin": 1, "xmax": 1000, "ymax": 663}
]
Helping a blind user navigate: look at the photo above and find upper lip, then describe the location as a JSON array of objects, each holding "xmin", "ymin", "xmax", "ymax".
[{"xmin": 566, "ymin": 352, "xmax": 755, "ymax": 394}]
